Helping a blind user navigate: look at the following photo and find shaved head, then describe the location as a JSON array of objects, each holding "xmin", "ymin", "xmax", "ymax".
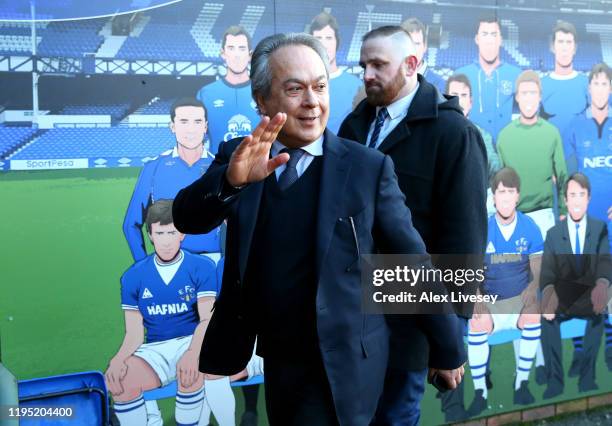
[
  {"xmin": 360, "ymin": 26, "xmax": 419, "ymax": 106},
  {"xmin": 363, "ymin": 26, "xmax": 417, "ymax": 62}
]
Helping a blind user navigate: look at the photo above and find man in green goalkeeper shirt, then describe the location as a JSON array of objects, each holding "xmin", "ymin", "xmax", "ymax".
[{"xmin": 497, "ymin": 70, "xmax": 568, "ymax": 237}]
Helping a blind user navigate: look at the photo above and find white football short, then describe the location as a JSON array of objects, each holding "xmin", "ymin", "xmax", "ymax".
[{"xmin": 134, "ymin": 335, "xmax": 193, "ymax": 386}]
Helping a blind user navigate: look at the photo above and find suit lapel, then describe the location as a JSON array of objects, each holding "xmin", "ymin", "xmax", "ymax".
[
  {"xmin": 378, "ymin": 120, "xmax": 411, "ymax": 153},
  {"xmin": 238, "ymin": 181, "xmax": 264, "ymax": 281},
  {"xmin": 316, "ymin": 130, "xmax": 351, "ymax": 277},
  {"xmin": 350, "ymin": 102, "xmax": 375, "ymax": 145},
  {"xmin": 583, "ymin": 218, "xmax": 596, "ymax": 255}
]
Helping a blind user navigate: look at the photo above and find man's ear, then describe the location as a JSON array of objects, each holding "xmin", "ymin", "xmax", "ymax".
[
  {"xmin": 255, "ymin": 94, "xmax": 266, "ymax": 116},
  {"xmin": 405, "ymin": 55, "xmax": 418, "ymax": 76},
  {"xmin": 169, "ymin": 120, "xmax": 175, "ymax": 133},
  {"xmin": 549, "ymin": 38, "xmax": 555, "ymax": 55}
]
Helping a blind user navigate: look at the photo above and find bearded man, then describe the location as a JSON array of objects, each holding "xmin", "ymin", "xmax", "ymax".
[{"xmin": 339, "ymin": 25, "xmax": 488, "ymax": 425}]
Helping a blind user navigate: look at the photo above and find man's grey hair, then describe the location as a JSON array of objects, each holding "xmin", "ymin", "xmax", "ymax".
[{"xmin": 250, "ymin": 33, "xmax": 330, "ymax": 110}]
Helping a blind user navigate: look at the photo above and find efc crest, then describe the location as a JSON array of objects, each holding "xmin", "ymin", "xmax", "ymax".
[
  {"xmin": 178, "ymin": 285, "xmax": 196, "ymax": 302},
  {"xmin": 514, "ymin": 237, "xmax": 529, "ymax": 254},
  {"xmin": 224, "ymin": 114, "xmax": 253, "ymax": 142},
  {"xmin": 500, "ymin": 80, "xmax": 513, "ymax": 96}
]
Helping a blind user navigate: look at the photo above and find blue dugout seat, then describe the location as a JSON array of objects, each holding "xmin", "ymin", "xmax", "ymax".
[{"xmin": 18, "ymin": 370, "xmax": 109, "ymax": 425}]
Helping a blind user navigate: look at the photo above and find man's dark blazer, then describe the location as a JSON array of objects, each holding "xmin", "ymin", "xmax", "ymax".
[
  {"xmin": 172, "ymin": 130, "xmax": 466, "ymax": 425},
  {"xmin": 540, "ymin": 216, "xmax": 612, "ymax": 316},
  {"xmin": 338, "ymin": 75, "xmax": 488, "ymax": 369}
]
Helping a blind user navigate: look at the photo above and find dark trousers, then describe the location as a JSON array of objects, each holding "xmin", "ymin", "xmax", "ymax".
[
  {"xmin": 264, "ymin": 353, "xmax": 338, "ymax": 426},
  {"xmin": 371, "ymin": 367, "xmax": 428, "ymax": 426},
  {"xmin": 541, "ymin": 314, "xmax": 604, "ymax": 389}
]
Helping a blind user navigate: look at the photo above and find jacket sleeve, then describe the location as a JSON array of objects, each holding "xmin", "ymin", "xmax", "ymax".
[
  {"xmin": 540, "ymin": 228, "xmax": 559, "ymax": 291},
  {"xmin": 123, "ymin": 162, "xmax": 155, "ymax": 261},
  {"xmin": 595, "ymin": 223, "xmax": 612, "ymax": 285},
  {"xmin": 433, "ymin": 124, "xmax": 488, "ymax": 255},
  {"xmin": 552, "ymin": 131, "xmax": 569, "ymax": 215},
  {"xmin": 431, "ymin": 124, "xmax": 488, "ymax": 320},
  {"xmin": 172, "ymin": 141, "xmax": 241, "ymax": 235},
  {"xmin": 374, "ymin": 155, "xmax": 466, "ymax": 369}
]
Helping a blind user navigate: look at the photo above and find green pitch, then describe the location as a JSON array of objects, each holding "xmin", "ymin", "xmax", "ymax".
[{"xmin": 0, "ymin": 169, "xmax": 610, "ymax": 425}]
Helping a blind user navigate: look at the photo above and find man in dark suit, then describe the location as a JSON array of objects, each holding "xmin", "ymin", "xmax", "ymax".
[
  {"xmin": 338, "ymin": 26, "xmax": 488, "ymax": 424},
  {"xmin": 540, "ymin": 173, "xmax": 611, "ymax": 398},
  {"xmin": 173, "ymin": 33, "xmax": 467, "ymax": 425}
]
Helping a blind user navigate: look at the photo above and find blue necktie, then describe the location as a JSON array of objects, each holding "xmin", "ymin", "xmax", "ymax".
[
  {"xmin": 278, "ymin": 148, "xmax": 305, "ymax": 191},
  {"xmin": 368, "ymin": 107, "xmax": 389, "ymax": 149},
  {"xmin": 575, "ymin": 222, "xmax": 581, "ymax": 271}
]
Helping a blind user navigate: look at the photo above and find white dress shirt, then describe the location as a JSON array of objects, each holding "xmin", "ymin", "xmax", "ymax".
[
  {"xmin": 567, "ymin": 215, "xmax": 587, "ymax": 255},
  {"xmin": 367, "ymin": 82, "xmax": 420, "ymax": 149},
  {"xmin": 270, "ymin": 135, "xmax": 324, "ymax": 180}
]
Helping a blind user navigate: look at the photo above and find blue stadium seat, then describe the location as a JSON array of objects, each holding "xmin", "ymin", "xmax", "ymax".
[
  {"xmin": 18, "ymin": 370, "xmax": 110, "ymax": 426},
  {"xmin": 134, "ymin": 99, "xmax": 175, "ymax": 115},
  {"xmin": 10, "ymin": 127, "xmax": 174, "ymax": 160},
  {"xmin": 0, "ymin": 127, "xmax": 37, "ymax": 158}
]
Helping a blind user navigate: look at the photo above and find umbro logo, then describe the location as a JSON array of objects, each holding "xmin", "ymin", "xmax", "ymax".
[
  {"xmin": 142, "ymin": 288, "xmax": 154, "ymax": 299},
  {"xmin": 213, "ymin": 99, "xmax": 224, "ymax": 108}
]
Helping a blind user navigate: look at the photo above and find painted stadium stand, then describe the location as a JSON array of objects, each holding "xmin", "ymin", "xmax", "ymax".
[
  {"xmin": 0, "ymin": 1, "xmax": 608, "ymax": 69},
  {"xmin": 36, "ymin": 20, "xmax": 104, "ymax": 58},
  {"xmin": 0, "ymin": 22, "xmax": 46, "ymax": 55},
  {"xmin": 133, "ymin": 98, "xmax": 175, "ymax": 115},
  {"xmin": 116, "ymin": 1, "xmax": 207, "ymax": 62},
  {"xmin": 1, "ymin": 0, "xmax": 610, "ymax": 170},
  {"xmin": 59, "ymin": 103, "xmax": 131, "ymax": 121},
  {"xmin": 9, "ymin": 127, "xmax": 175, "ymax": 168},
  {"xmin": 0, "ymin": 127, "xmax": 37, "ymax": 158}
]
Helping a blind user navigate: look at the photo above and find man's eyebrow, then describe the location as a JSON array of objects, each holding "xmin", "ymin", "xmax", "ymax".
[
  {"xmin": 282, "ymin": 75, "xmax": 327, "ymax": 85},
  {"xmin": 362, "ymin": 56, "xmax": 387, "ymax": 63}
]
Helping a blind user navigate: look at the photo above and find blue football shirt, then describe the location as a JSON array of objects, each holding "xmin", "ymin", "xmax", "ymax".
[
  {"xmin": 196, "ymin": 78, "xmax": 260, "ymax": 154},
  {"xmin": 542, "ymin": 72, "xmax": 589, "ymax": 136},
  {"xmin": 328, "ymin": 70, "xmax": 362, "ymax": 133},
  {"xmin": 123, "ymin": 147, "xmax": 219, "ymax": 261},
  {"xmin": 483, "ymin": 212, "xmax": 544, "ymax": 299},
  {"xmin": 566, "ymin": 110, "xmax": 612, "ymax": 252},
  {"xmin": 121, "ymin": 251, "xmax": 217, "ymax": 343},
  {"xmin": 455, "ymin": 61, "xmax": 521, "ymax": 141}
]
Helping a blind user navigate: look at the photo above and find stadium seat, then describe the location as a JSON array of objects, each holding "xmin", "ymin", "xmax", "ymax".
[
  {"xmin": 18, "ymin": 370, "xmax": 110, "ymax": 426},
  {"xmin": 10, "ymin": 127, "xmax": 173, "ymax": 160},
  {"xmin": 0, "ymin": 127, "xmax": 37, "ymax": 158}
]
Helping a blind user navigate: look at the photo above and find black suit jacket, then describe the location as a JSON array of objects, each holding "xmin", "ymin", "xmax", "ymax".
[
  {"xmin": 338, "ymin": 75, "xmax": 488, "ymax": 369},
  {"xmin": 172, "ymin": 130, "xmax": 466, "ymax": 425},
  {"xmin": 540, "ymin": 216, "xmax": 612, "ymax": 316}
]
